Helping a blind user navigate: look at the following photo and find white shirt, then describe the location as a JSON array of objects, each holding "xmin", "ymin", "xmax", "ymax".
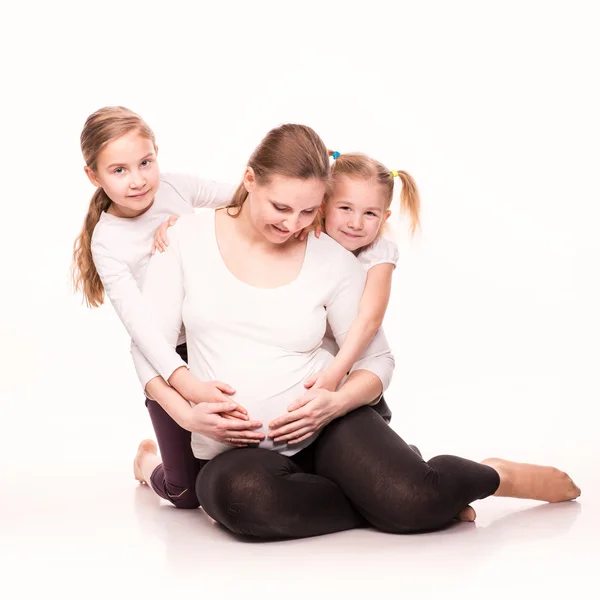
[
  {"xmin": 133, "ymin": 211, "xmax": 395, "ymax": 460},
  {"xmin": 321, "ymin": 235, "xmax": 399, "ymax": 357},
  {"xmin": 91, "ymin": 173, "xmax": 236, "ymax": 387},
  {"xmin": 357, "ymin": 236, "xmax": 399, "ymax": 271}
]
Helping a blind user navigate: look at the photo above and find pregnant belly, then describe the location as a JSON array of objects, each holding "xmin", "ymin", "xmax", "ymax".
[{"xmin": 190, "ymin": 349, "xmax": 334, "ymax": 460}]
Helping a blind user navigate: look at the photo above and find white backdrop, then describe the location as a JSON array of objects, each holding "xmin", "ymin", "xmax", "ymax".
[{"xmin": 1, "ymin": 1, "xmax": 598, "ymax": 480}]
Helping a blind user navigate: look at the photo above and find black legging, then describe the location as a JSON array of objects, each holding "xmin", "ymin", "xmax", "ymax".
[{"xmin": 196, "ymin": 406, "xmax": 500, "ymax": 539}]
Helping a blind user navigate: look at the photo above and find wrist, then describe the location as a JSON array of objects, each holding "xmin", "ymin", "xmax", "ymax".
[
  {"xmin": 168, "ymin": 366, "xmax": 194, "ymax": 399},
  {"xmin": 176, "ymin": 403, "xmax": 194, "ymax": 431},
  {"xmin": 330, "ymin": 389, "xmax": 350, "ymax": 420}
]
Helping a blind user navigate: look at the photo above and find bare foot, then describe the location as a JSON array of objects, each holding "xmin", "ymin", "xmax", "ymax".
[
  {"xmin": 481, "ymin": 458, "xmax": 581, "ymax": 503},
  {"xmin": 455, "ymin": 505, "xmax": 477, "ymax": 522},
  {"xmin": 133, "ymin": 439, "xmax": 158, "ymax": 484}
]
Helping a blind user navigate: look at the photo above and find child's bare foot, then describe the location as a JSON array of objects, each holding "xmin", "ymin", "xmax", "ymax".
[
  {"xmin": 455, "ymin": 505, "xmax": 477, "ymax": 521},
  {"xmin": 134, "ymin": 439, "xmax": 158, "ymax": 484},
  {"xmin": 481, "ymin": 458, "xmax": 581, "ymax": 503}
]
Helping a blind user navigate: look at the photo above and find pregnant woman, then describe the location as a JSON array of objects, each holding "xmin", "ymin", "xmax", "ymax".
[{"xmin": 133, "ymin": 123, "xmax": 580, "ymax": 539}]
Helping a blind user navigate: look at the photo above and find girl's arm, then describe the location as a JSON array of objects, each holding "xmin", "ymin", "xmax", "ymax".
[
  {"xmin": 163, "ymin": 173, "xmax": 236, "ymax": 209},
  {"xmin": 92, "ymin": 233, "xmax": 238, "ymax": 407},
  {"xmin": 267, "ymin": 251, "xmax": 394, "ymax": 443},
  {"xmin": 132, "ymin": 222, "xmax": 262, "ymax": 442},
  {"xmin": 310, "ymin": 263, "xmax": 394, "ymax": 391},
  {"xmin": 91, "ymin": 241, "xmax": 187, "ymax": 387},
  {"xmin": 327, "ymin": 251, "xmax": 395, "ymax": 402}
]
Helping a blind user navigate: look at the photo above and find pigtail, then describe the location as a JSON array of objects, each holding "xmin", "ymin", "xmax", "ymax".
[{"xmin": 395, "ymin": 170, "xmax": 421, "ymax": 235}]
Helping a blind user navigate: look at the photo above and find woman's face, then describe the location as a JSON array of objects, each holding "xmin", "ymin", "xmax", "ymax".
[
  {"xmin": 243, "ymin": 169, "xmax": 326, "ymax": 244},
  {"xmin": 323, "ymin": 175, "xmax": 391, "ymax": 252}
]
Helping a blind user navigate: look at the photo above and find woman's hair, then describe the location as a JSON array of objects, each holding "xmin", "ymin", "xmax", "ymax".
[
  {"xmin": 227, "ymin": 124, "xmax": 330, "ymax": 216},
  {"xmin": 328, "ymin": 151, "xmax": 421, "ymax": 235},
  {"xmin": 72, "ymin": 106, "xmax": 156, "ymax": 307}
]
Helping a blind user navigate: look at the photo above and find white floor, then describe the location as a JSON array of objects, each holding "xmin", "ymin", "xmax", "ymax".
[{"xmin": 2, "ymin": 442, "xmax": 597, "ymax": 599}]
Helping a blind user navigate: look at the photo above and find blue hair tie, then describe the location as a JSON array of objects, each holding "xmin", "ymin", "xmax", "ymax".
[{"xmin": 332, "ymin": 151, "xmax": 340, "ymax": 160}]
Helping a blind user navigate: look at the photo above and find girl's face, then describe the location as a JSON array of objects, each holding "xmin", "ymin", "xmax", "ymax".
[
  {"xmin": 243, "ymin": 169, "xmax": 325, "ymax": 244},
  {"xmin": 85, "ymin": 130, "xmax": 160, "ymax": 218},
  {"xmin": 323, "ymin": 175, "xmax": 391, "ymax": 252}
]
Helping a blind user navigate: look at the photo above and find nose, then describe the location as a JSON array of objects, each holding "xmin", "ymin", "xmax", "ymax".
[
  {"xmin": 130, "ymin": 171, "xmax": 146, "ymax": 189},
  {"xmin": 348, "ymin": 213, "xmax": 363, "ymax": 230},
  {"xmin": 283, "ymin": 215, "xmax": 301, "ymax": 232}
]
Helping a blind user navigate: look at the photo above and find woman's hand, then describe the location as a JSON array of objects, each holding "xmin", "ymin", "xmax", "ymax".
[
  {"xmin": 185, "ymin": 401, "xmax": 265, "ymax": 448},
  {"xmin": 152, "ymin": 216, "xmax": 179, "ymax": 254},
  {"xmin": 268, "ymin": 389, "xmax": 343, "ymax": 445}
]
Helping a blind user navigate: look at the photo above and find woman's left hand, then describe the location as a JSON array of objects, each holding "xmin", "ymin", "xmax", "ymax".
[{"xmin": 268, "ymin": 389, "xmax": 342, "ymax": 445}]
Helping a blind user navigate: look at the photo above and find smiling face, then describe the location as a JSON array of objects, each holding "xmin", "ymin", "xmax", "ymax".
[
  {"xmin": 323, "ymin": 175, "xmax": 391, "ymax": 252},
  {"xmin": 84, "ymin": 130, "xmax": 160, "ymax": 218},
  {"xmin": 243, "ymin": 168, "xmax": 327, "ymax": 244}
]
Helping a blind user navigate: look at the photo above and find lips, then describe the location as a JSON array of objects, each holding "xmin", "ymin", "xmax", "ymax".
[
  {"xmin": 128, "ymin": 189, "xmax": 149, "ymax": 199},
  {"xmin": 272, "ymin": 224, "xmax": 290, "ymax": 234},
  {"xmin": 341, "ymin": 231, "xmax": 363, "ymax": 239}
]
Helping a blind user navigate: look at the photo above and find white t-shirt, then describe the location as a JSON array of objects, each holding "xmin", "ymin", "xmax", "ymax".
[
  {"xmin": 357, "ymin": 236, "xmax": 399, "ymax": 271},
  {"xmin": 321, "ymin": 236, "xmax": 399, "ymax": 356},
  {"xmin": 91, "ymin": 173, "xmax": 236, "ymax": 387},
  {"xmin": 132, "ymin": 211, "xmax": 395, "ymax": 460}
]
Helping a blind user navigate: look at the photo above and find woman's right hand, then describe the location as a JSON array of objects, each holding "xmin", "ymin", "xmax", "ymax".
[
  {"xmin": 152, "ymin": 215, "xmax": 179, "ymax": 254},
  {"xmin": 185, "ymin": 401, "xmax": 265, "ymax": 448}
]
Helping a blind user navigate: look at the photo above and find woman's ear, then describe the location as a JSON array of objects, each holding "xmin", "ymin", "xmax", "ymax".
[
  {"xmin": 384, "ymin": 209, "xmax": 392, "ymax": 222},
  {"xmin": 243, "ymin": 166, "xmax": 256, "ymax": 193},
  {"xmin": 84, "ymin": 165, "xmax": 100, "ymax": 187}
]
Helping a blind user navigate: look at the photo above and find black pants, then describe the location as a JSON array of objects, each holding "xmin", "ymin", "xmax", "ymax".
[
  {"xmin": 196, "ymin": 406, "xmax": 500, "ymax": 539},
  {"xmin": 145, "ymin": 343, "xmax": 391, "ymax": 509}
]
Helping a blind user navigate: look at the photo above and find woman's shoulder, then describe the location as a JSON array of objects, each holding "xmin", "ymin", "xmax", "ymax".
[
  {"xmin": 168, "ymin": 211, "xmax": 213, "ymax": 242},
  {"xmin": 310, "ymin": 232, "xmax": 363, "ymax": 274}
]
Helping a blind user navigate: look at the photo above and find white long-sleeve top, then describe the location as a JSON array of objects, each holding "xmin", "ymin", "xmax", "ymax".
[
  {"xmin": 133, "ymin": 210, "xmax": 395, "ymax": 460},
  {"xmin": 91, "ymin": 173, "xmax": 236, "ymax": 387}
]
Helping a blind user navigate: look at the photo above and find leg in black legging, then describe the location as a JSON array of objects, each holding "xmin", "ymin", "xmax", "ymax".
[
  {"xmin": 196, "ymin": 447, "xmax": 365, "ymax": 539},
  {"xmin": 313, "ymin": 406, "xmax": 501, "ymax": 533}
]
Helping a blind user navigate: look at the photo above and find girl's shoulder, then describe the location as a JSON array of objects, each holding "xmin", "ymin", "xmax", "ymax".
[{"xmin": 357, "ymin": 236, "xmax": 399, "ymax": 271}]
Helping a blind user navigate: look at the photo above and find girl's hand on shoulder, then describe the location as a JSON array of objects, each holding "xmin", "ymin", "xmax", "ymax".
[
  {"xmin": 294, "ymin": 215, "xmax": 323, "ymax": 242},
  {"xmin": 268, "ymin": 388, "xmax": 343, "ymax": 445},
  {"xmin": 151, "ymin": 216, "xmax": 179, "ymax": 254}
]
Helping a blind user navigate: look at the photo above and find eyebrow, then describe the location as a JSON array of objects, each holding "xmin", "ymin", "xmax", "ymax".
[
  {"xmin": 335, "ymin": 200, "xmax": 381, "ymax": 212},
  {"xmin": 106, "ymin": 153, "xmax": 154, "ymax": 170},
  {"xmin": 271, "ymin": 199, "xmax": 322, "ymax": 211}
]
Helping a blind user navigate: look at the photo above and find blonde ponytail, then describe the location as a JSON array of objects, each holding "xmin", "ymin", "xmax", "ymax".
[{"xmin": 71, "ymin": 188, "xmax": 112, "ymax": 307}]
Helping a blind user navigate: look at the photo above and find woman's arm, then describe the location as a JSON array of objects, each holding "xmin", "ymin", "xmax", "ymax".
[{"xmin": 310, "ymin": 263, "xmax": 394, "ymax": 390}]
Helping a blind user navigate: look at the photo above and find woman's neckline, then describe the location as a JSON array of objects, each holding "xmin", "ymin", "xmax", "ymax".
[{"xmin": 211, "ymin": 209, "xmax": 313, "ymax": 291}]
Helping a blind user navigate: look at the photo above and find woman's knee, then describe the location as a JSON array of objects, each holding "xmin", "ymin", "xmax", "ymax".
[{"xmin": 196, "ymin": 450, "xmax": 287, "ymax": 537}]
